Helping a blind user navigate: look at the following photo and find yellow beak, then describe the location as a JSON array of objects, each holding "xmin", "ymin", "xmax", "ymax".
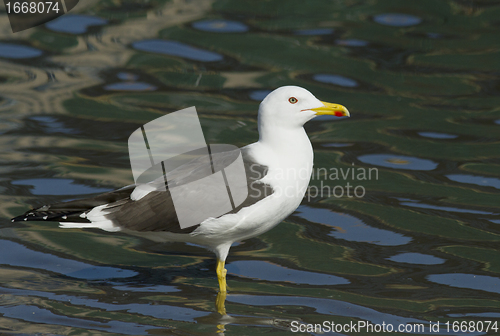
[{"xmin": 311, "ymin": 101, "xmax": 350, "ymax": 117}]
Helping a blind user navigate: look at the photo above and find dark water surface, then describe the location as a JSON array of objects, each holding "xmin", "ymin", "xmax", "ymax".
[{"xmin": 1, "ymin": 0, "xmax": 499, "ymax": 334}]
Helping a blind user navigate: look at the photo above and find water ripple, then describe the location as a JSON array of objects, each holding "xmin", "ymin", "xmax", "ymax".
[
  {"xmin": 132, "ymin": 40, "xmax": 224, "ymax": 62},
  {"xmin": 358, "ymin": 154, "xmax": 438, "ymax": 171},
  {"xmin": 192, "ymin": 19, "xmax": 248, "ymax": 33},
  {"xmin": 104, "ymin": 82, "xmax": 157, "ymax": 91},
  {"xmin": 46, "ymin": 14, "xmax": 108, "ymax": 34},
  {"xmin": 313, "ymin": 74, "xmax": 359, "ymax": 87},
  {"xmin": 397, "ymin": 198, "xmax": 496, "ymax": 215},
  {"xmin": 296, "ymin": 206, "xmax": 412, "ymax": 246},
  {"xmin": 0, "ymin": 305, "xmax": 157, "ymax": 335},
  {"xmin": 0, "ymin": 240, "xmax": 136, "ymax": 280},
  {"xmin": 0, "ymin": 286, "xmax": 208, "ymax": 322},
  {"xmin": 373, "ymin": 13, "xmax": 422, "ymax": 27},
  {"xmin": 335, "ymin": 39, "xmax": 369, "ymax": 47},
  {"xmin": 428, "ymin": 273, "xmax": 500, "ymax": 294},
  {"xmin": 249, "ymin": 89, "xmax": 272, "ymax": 101},
  {"xmin": 295, "ymin": 28, "xmax": 334, "ymax": 35},
  {"xmin": 388, "ymin": 253, "xmax": 445, "ymax": 265},
  {"xmin": 11, "ymin": 178, "xmax": 112, "ymax": 195},
  {"xmin": 227, "ymin": 294, "xmax": 426, "ymax": 326},
  {"xmin": 227, "ymin": 260, "xmax": 350, "ymax": 285},
  {"xmin": 446, "ymin": 174, "xmax": 500, "ymax": 190},
  {"xmin": 418, "ymin": 132, "xmax": 458, "ymax": 139},
  {"xmin": 0, "ymin": 43, "xmax": 43, "ymax": 59}
]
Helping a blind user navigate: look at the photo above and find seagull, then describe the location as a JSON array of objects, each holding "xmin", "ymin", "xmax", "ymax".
[{"xmin": 12, "ymin": 86, "xmax": 349, "ymax": 305}]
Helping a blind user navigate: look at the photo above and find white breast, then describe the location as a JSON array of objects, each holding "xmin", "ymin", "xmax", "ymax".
[{"xmin": 192, "ymin": 127, "xmax": 314, "ymax": 245}]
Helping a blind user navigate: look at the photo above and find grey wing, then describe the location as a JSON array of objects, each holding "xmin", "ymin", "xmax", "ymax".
[
  {"xmin": 12, "ymin": 145, "xmax": 273, "ymax": 234},
  {"xmin": 113, "ymin": 145, "xmax": 274, "ymax": 231}
]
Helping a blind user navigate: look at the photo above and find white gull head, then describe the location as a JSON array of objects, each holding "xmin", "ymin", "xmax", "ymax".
[
  {"xmin": 259, "ymin": 86, "xmax": 325, "ymax": 129},
  {"xmin": 257, "ymin": 85, "xmax": 350, "ymax": 146}
]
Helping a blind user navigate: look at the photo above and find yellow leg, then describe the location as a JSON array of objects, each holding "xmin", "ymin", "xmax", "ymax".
[
  {"xmin": 215, "ymin": 291, "xmax": 227, "ymax": 316},
  {"xmin": 216, "ymin": 259, "xmax": 227, "ymax": 293},
  {"xmin": 216, "ymin": 259, "xmax": 227, "ymax": 316}
]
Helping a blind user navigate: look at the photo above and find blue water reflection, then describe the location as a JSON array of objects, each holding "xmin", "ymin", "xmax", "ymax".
[
  {"xmin": 358, "ymin": 154, "xmax": 438, "ymax": 171},
  {"xmin": 46, "ymin": 14, "xmax": 108, "ymax": 34},
  {"xmin": 132, "ymin": 40, "xmax": 224, "ymax": 62},
  {"xmin": 295, "ymin": 206, "xmax": 411, "ymax": 246},
  {"xmin": 388, "ymin": 252, "xmax": 445, "ymax": 265},
  {"xmin": 373, "ymin": 13, "xmax": 422, "ymax": 27},
  {"xmin": 446, "ymin": 174, "xmax": 500, "ymax": 190},
  {"xmin": 117, "ymin": 72, "xmax": 139, "ymax": 81},
  {"xmin": 314, "ymin": 114, "xmax": 350, "ymax": 121},
  {"xmin": 336, "ymin": 39, "xmax": 369, "ymax": 47},
  {"xmin": 398, "ymin": 198, "xmax": 495, "ymax": 215},
  {"xmin": 12, "ymin": 178, "xmax": 112, "ymax": 195},
  {"xmin": 427, "ymin": 33, "xmax": 444, "ymax": 39},
  {"xmin": 31, "ymin": 116, "xmax": 76, "ymax": 134},
  {"xmin": 227, "ymin": 294, "xmax": 426, "ymax": 326},
  {"xmin": 428, "ymin": 273, "xmax": 500, "ymax": 294},
  {"xmin": 227, "ymin": 260, "xmax": 350, "ymax": 285},
  {"xmin": 249, "ymin": 90, "xmax": 272, "ymax": 101},
  {"xmin": 313, "ymin": 74, "xmax": 359, "ymax": 87},
  {"xmin": 449, "ymin": 313, "xmax": 500, "ymax": 318},
  {"xmin": 192, "ymin": 19, "xmax": 248, "ymax": 33},
  {"xmin": 322, "ymin": 143, "xmax": 353, "ymax": 147},
  {"xmin": 0, "ymin": 43, "xmax": 43, "ymax": 59},
  {"xmin": 0, "ymin": 240, "xmax": 136, "ymax": 280},
  {"xmin": 113, "ymin": 285, "xmax": 179, "ymax": 293},
  {"xmin": 1, "ymin": 287, "xmax": 208, "ymax": 323},
  {"xmin": 0, "ymin": 305, "xmax": 157, "ymax": 335},
  {"xmin": 418, "ymin": 132, "xmax": 458, "ymax": 139},
  {"xmin": 104, "ymin": 82, "xmax": 157, "ymax": 91}
]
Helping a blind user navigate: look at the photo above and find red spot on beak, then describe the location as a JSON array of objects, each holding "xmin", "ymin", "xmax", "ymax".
[{"xmin": 334, "ymin": 111, "xmax": 345, "ymax": 117}]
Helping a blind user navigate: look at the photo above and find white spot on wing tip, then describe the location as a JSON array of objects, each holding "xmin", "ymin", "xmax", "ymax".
[
  {"xmin": 59, "ymin": 221, "xmax": 122, "ymax": 232},
  {"xmin": 43, "ymin": 216, "xmax": 48, "ymax": 220}
]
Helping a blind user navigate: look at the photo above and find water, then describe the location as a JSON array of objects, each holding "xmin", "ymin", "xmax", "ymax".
[
  {"xmin": 46, "ymin": 14, "xmax": 108, "ymax": 34},
  {"xmin": 1, "ymin": 0, "xmax": 499, "ymax": 334},
  {"xmin": 0, "ymin": 42, "xmax": 43, "ymax": 59}
]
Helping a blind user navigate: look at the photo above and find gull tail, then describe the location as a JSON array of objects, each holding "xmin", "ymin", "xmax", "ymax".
[{"xmin": 11, "ymin": 185, "xmax": 135, "ymax": 231}]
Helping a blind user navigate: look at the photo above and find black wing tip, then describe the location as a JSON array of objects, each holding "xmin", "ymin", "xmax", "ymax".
[
  {"xmin": 11, "ymin": 211, "xmax": 52, "ymax": 222},
  {"xmin": 11, "ymin": 209, "xmax": 34, "ymax": 222},
  {"xmin": 11, "ymin": 209, "xmax": 88, "ymax": 223},
  {"xmin": 11, "ymin": 215, "xmax": 25, "ymax": 222}
]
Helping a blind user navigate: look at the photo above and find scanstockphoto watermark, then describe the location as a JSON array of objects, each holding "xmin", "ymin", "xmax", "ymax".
[
  {"xmin": 290, "ymin": 320, "xmax": 500, "ymax": 334},
  {"xmin": 291, "ymin": 320, "xmax": 426, "ymax": 334},
  {"xmin": 307, "ymin": 164, "xmax": 378, "ymax": 200}
]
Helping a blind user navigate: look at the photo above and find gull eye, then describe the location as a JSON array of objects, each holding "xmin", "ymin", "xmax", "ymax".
[{"xmin": 288, "ymin": 97, "xmax": 298, "ymax": 104}]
